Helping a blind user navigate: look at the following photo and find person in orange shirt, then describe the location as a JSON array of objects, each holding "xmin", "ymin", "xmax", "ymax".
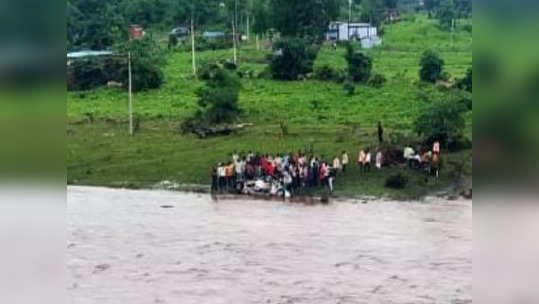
[{"xmin": 431, "ymin": 153, "xmax": 440, "ymax": 178}]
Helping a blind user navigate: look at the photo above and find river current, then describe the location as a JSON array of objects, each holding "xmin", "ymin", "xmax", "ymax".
[{"xmin": 67, "ymin": 186, "xmax": 471, "ymax": 304}]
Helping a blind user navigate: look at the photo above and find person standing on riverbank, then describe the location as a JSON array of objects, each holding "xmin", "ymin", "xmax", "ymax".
[
  {"xmin": 332, "ymin": 155, "xmax": 341, "ymax": 174},
  {"xmin": 341, "ymin": 151, "xmax": 349, "ymax": 172},
  {"xmin": 358, "ymin": 149, "xmax": 366, "ymax": 173},
  {"xmin": 378, "ymin": 121, "xmax": 384, "ymax": 143}
]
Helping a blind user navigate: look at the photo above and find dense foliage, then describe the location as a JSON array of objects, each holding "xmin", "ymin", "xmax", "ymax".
[
  {"xmin": 456, "ymin": 67, "xmax": 472, "ymax": 92},
  {"xmin": 413, "ymin": 100, "xmax": 467, "ymax": 148},
  {"xmin": 67, "ymin": 57, "xmax": 122, "ymax": 91},
  {"xmin": 115, "ymin": 35, "xmax": 166, "ymax": 92},
  {"xmin": 345, "ymin": 44, "xmax": 373, "ymax": 83},
  {"xmin": 269, "ymin": 38, "xmax": 319, "ymax": 80},
  {"xmin": 196, "ymin": 65, "xmax": 242, "ymax": 124},
  {"xmin": 419, "ymin": 50, "xmax": 444, "ymax": 83},
  {"xmin": 269, "ymin": 0, "xmax": 340, "ymax": 42},
  {"xmin": 368, "ymin": 73, "xmax": 387, "ymax": 88}
]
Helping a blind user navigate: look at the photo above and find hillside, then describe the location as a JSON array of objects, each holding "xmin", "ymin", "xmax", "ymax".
[{"xmin": 67, "ymin": 15, "xmax": 472, "ymax": 199}]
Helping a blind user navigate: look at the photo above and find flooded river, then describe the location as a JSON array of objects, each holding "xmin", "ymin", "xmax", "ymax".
[{"xmin": 67, "ymin": 186, "xmax": 472, "ymax": 304}]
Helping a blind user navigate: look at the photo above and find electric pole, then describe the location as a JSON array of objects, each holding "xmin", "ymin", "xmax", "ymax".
[
  {"xmin": 233, "ymin": 0, "xmax": 238, "ymax": 64},
  {"xmin": 128, "ymin": 51, "xmax": 133, "ymax": 136},
  {"xmin": 191, "ymin": 14, "xmax": 197, "ymax": 77},
  {"xmin": 348, "ymin": 0, "xmax": 352, "ymax": 40}
]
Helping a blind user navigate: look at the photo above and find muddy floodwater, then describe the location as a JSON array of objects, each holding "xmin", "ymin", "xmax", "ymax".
[{"xmin": 67, "ymin": 186, "xmax": 472, "ymax": 304}]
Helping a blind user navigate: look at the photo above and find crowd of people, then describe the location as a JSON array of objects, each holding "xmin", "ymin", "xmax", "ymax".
[
  {"xmin": 210, "ymin": 151, "xmax": 350, "ymax": 198},
  {"xmin": 210, "ymin": 140, "xmax": 442, "ymax": 198},
  {"xmin": 403, "ymin": 140, "xmax": 441, "ymax": 177}
]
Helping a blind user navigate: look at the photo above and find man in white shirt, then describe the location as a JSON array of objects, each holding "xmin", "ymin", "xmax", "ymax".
[
  {"xmin": 341, "ymin": 151, "xmax": 349, "ymax": 172},
  {"xmin": 365, "ymin": 149, "xmax": 372, "ymax": 172},
  {"xmin": 332, "ymin": 156, "xmax": 341, "ymax": 172}
]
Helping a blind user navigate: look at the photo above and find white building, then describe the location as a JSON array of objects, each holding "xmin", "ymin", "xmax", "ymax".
[{"xmin": 327, "ymin": 22, "xmax": 382, "ymax": 48}]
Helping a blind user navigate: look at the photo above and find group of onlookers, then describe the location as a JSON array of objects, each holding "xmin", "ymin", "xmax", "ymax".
[
  {"xmin": 211, "ymin": 151, "xmax": 350, "ymax": 196},
  {"xmin": 403, "ymin": 141, "xmax": 441, "ymax": 177},
  {"xmin": 210, "ymin": 140, "xmax": 442, "ymax": 197}
]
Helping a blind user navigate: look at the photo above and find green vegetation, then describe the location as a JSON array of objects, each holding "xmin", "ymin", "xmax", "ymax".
[
  {"xmin": 270, "ymin": 38, "xmax": 319, "ymax": 80},
  {"xmin": 419, "ymin": 50, "xmax": 445, "ymax": 83},
  {"xmin": 67, "ymin": 14, "xmax": 472, "ymax": 200},
  {"xmin": 195, "ymin": 65, "xmax": 242, "ymax": 124},
  {"xmin": 345, "ymin": 45, "xmax": 373, "ymax": 83}
]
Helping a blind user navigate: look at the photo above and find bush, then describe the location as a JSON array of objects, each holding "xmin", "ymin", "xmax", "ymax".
[
  {"xmin": 168, "ymin": 34, "xmax": 178, "ymax": 49},
  {"xmin": 343, "ymin": 81, "xmax": 356, "ymax": 96},
  {"xmin": 67, "ymin": 57, "xmax": 120, "ymax": 91},
  {"xmin": 196, "ymin": 66, "xmax": 242, "ymax": 124},
  {"xmin": 367, "ymin": 73, "xmax": 387, "ymax": 88},
  {"xmin": 414, "ymin": 100, "xmax": 467, "ymax": 149},
  {"xmin": 385, "ymin": 173, "xmax": 408, "ymax": 189},
  {"xmin": 314, "ymin": 65, "xmax": 337, "ymax": 81},
  {"xmin": 453, "ymin": 89, "xmax": 472, "ymax": 111},
  {"xmin": 419, "ymin": 50, "xmax": 444, "ymax": 83},
  {"xmin": 345, "ymin": 44, "xmax": 372, "ymax": 83},
  {"xmin": 456, "ymin": 67, "xmax": 472, "ymax": 93},
  {"xmin": 199, "ymin": 60, "xmax": 237, "ymax": 80},
  {"xmin": 269, "ymin": 37, "xmax": 319, "ymax": 80},
  {"xmin": 116, "ymin": 35, "xmax": 165, "ymax": 92}
]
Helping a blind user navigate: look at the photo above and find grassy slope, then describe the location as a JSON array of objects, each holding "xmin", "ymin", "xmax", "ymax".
[{"xmin": 67, "ymin": 15, "xmax": 472, "ymax": 200}]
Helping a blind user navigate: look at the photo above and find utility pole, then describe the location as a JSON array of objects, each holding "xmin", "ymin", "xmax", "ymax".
[
  {"xmin": 232, "ymin": 20, "xmax": 237, "ymax": 64},
  {"xmin": 348, "ymin": 0, "xmax": 354, "ymax": 41},
  {"xmin": 232, "ymin": 0, "xmax": 238, "ymax": 64},
  {"xmin": 128, "ymin": 51, "xmax": 133, "ymax": 136},
  {"xmin": 191, "ymin": 14, "xmax": 197, "ymax": 77}
]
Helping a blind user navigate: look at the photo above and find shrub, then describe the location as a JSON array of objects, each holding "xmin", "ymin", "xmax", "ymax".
[
  {"xmin": 419, "ymin": 50, "xmax": 444, "ymax": 83},
  {"xmin": 345, "ymin": 44, "xmax": 372, "ymax": 83},
  {"xmin": 67, "ymin": 57, "xmax": 120, "ymax": 91},
  {"xmin": 168, "ymin": 34, "xmax": 178, "ymax": 49},
  {"xmin": 116, "ymin": 35, "xmax": 165, "ymax": 92},
  {"xmin": 456, "ymin": 67, "xmax": 472, "ymax": 93},
  {"xmin": 343, "ymin": 81, "xmax": 356, "ymax": 96},
  {"xmin": 367, "ymin": 73, "xmax": 387, "ymax": 88},
  {"xmin": 199, "ymin": 60, "xmax": 237, "ymax": 80},
  {"xmin": 385, "ymin": 173, "xmax": 408, "ymax": 189},
  {"xmin": 196, "ymin": 66, "xmax": 242, "ymax": 124},
  {"xmin": 314, "ymin": 65, "xmax": 337, "ymax": 81},
  {"xmin": 269, "ymin": 37, "xmax": 319, "ymax": 80},
  {"xmin": 413, "ymin": 100, "xmax": 467, "ymax": 149}
]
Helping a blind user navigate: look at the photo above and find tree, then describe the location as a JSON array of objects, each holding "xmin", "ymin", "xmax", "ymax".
[
  {"xmin": 116, "ymin": 34, "xmax": 165, "ymax": 92},
  {"xmin": 67, "ymin": 0, "xmax": 127, "ymax": 50},
  {"xmin": 414, "ymin": 101, "xmax": 467, "ymax": 148},
  {"xmin": 269, "ymin": 0, "xmax": 341, "ymax": 42},
  {"xmin": 252, "ymin": 0, "xmax": 269, "ymax": 49},
  {"xmin": 171, "ymin": 0, "xmax": 221, "ymax": 76},
  {"xmin": 454, "ymin": 0, "xmax": 471, "ymax": 18},
  {"xmin": 456, "ymin": 67, "xmax": 472, "ymax": 92},
  {"xmin": 196, "ymin": 66, "xmax": 242, "ymax": 124},
  {"xmin": 419, "ymin": 50, "xmax": 444, "ymax": 83},
  {"xmin": 436, "ymin": 0, "xmax": 456, "ymax": 30},
  {"xmin": 269, "ymin": 38, "xmax": 319, "ymax": 80},
  {"xmin": 123, "ymin": 0, "xmax": 169, "ymax": 27},
  {"xmin": 423, "ymin": 0, "xmax": 440, "ymax": 16},
  {"xmin": 360, "ymin": 0, "xmax": 386, "ymax": 28},
  {"xmin": 345, "ymin": 44, "xmax": 373, "ymax": 83}
]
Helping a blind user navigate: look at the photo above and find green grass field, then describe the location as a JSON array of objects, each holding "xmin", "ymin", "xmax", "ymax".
[{"xmin": 67, "ymin": 14, "xmax": 472, "ymax": 200}]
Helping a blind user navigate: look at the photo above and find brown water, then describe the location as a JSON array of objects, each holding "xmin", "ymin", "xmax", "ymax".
[{"xmin": 67, "ymin": 186, "xmax": 472, "ymax": 304}]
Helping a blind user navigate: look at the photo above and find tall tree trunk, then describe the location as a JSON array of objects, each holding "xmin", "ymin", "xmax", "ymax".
[
  {"xmin": 256, "ymin": 34, "xmax": 259, "ymax": 50},
  {"xmin": 191, "ymin": 16, "xmax": 196, "ymax": 77}
]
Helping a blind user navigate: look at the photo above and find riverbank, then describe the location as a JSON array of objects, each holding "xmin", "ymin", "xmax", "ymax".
[
  {"xmin": 67, "ymin": 16, "xmax": 472, "ymax": 201},
  {"xmin": 67, "ymin": 186, "xmax": 472, "ymax": 304}
]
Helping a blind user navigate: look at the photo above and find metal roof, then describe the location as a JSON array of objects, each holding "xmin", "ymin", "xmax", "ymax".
[{"xmin": 67, "ymin": 50, "xmax": 113, "ymax": 59}]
